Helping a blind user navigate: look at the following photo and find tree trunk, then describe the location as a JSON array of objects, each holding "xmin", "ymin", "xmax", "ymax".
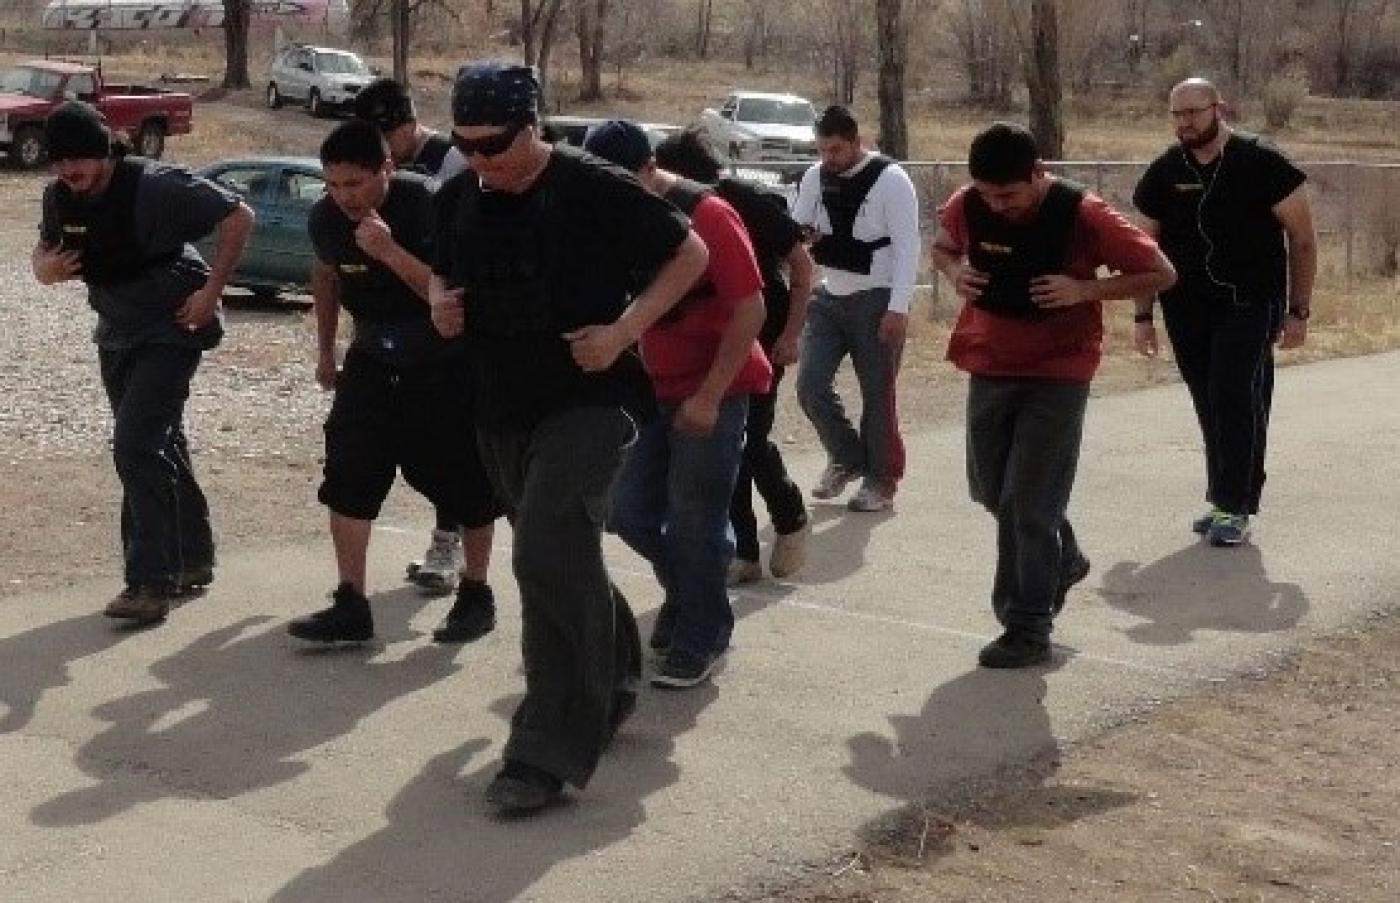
[
  {"xmin": 221, "ymin": 0, "xmax": 251, "ymax": 89},
  {"xmin": 875, "ymin": 0, "xmax": 907, "ymax": 158},
  {"xmin": 696, "ymin": 0, "xmax": 713, "ymax": 59},
  {"xmin": 577, "ymin": 0, "xmax": 608, "ymax": 102},
  {"xmin": 535, "ymin": 0, "xmax": 565, "ymax": 106},
  {"xmin": 392, "ymin": 0, "xmax": 411, "ymax": 87},
  {"xmin": 1024, "ymin": 0, "xmax": 1064, "ymax": 160}
]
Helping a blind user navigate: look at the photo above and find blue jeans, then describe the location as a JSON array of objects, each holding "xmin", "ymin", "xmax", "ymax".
[
  {"xmin": 609, "ymin": 395, "xmax": 749, "ymax": 659},
  {"xmin": 966, "ymin": 375, "xmax": 1089, "ymax": 639},
  {"xmin": 796, "ymin": 287, "xmax": 905, "ymax": 491}
]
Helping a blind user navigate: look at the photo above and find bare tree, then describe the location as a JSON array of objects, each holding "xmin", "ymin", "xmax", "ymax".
[
  {"xmin": 221, "ymin": 0, "xmax": 251, "ymax": 89},
  {"xmin": 577, "ymin": 0, "xmax": 610, "ymax": 102},
  {"xmin": 695, "ymin": 0, "xmax": 715, "ymax": 59},
  {"xmin": 742, "ymin": 0, "xmax": 770, "ymax": 70},
  {"xmin": 816, "ymin": 0, "xmax": 862, "ymax": 104},
  {"xmin": 875, "ymin": 0, "xmax": 908, "ymax": 158},
  {"xmin": 947, "ymin": 0, "xmax": 1016, "ymax": 106},
  {"xmin": 520, "ymin": 0, "xmax": 567, "ymax": 101},
  {"xmin": 1013, "ymin": 0, "xmax": 1064, "ymax": 160}
]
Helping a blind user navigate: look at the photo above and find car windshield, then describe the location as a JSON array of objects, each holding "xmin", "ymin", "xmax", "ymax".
[
  {"xmin": 0, "ymin": 66, "xmax": 59, "ymax": 98},
  {"xmin": 315, "ymin": 52, "xmax": 367, "ymax": 75},
  {"xmin": 736, "ymin": 98, "xmax": 815, "ymax": 127}
]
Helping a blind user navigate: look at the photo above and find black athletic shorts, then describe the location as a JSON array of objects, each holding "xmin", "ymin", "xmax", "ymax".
[{"xmin": 318, "ymin": 346, "xmax": 503, "ymax": 527}]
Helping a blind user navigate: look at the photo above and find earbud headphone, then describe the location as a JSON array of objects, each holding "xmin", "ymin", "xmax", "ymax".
[{"xmin": 1179, "ymin": 140, "xmax": 1243, "ymax": 306}]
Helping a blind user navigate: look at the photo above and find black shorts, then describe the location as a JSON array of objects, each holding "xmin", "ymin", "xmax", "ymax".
[{"xmin": 318, "ymin": 347, "xmax": 503, "ymax": 526}]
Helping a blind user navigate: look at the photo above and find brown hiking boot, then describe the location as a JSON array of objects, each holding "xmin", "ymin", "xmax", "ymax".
[{"xmin": 103, "ymin": 585, "xmax": 173, "ymax": 624}]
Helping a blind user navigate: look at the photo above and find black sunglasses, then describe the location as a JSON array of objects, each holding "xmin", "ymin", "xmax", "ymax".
[{"xmin": 451, "ymin": 122, "xmax": 526, "ymax": 158}]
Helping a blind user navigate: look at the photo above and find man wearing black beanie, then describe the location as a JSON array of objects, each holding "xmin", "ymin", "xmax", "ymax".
[{"xmin": 31, "ymin": 100, "xmax": 254, "ymax": 626}]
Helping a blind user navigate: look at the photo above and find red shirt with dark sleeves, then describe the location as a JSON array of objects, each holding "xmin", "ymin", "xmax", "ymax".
[
  {"xmin": 641, "ymin": 193, "xmax": 773, "ymax": 402},
  {"xmin": 940, "ymin": 183, "xmax": 1164, "ymax": 382}
]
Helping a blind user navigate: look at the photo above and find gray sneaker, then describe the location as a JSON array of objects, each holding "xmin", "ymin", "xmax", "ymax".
[
  {"xmin": 812, "ymin": 463, "xmax": 861, "ymax": 500},
  {"xmin": 847, "ymin": 482, "xmax": 894, "ymax": 512},
  {"xmin": 768, "ymin": 520, "xmax": 810, "ymax": 578},
  {"xmin": 409, "ymin": 529, "xmax": 462, "ymax": 595}
]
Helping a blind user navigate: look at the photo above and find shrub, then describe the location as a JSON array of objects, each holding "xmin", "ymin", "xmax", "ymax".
[{"xmin": 1260, "ymin": 70, "xmax": 1309, "ymax": 130}]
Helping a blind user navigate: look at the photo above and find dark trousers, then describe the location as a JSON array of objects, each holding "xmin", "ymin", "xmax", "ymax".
[
  {"xmin": 966, "ymin": 375, "xmax": 1089, "ymax": 639},
  {"xmin": 730, "ymin": 366, "xmax": 807, "ymax": 562},
  {"xmin": 476, "ymin": 405, "xmax": 641, "ymax": 789},
  {"xmin": 1162, "ymin": 296, "xmax": 1280, "ymax": 515},
  {"xmin": 99, "ymin": 343, "xmax": 214, "ymax": 588}
]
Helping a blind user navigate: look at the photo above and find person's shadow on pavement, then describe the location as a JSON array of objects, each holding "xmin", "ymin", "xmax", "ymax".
[
  {"xmin": 0, "ymin": 612, "xmax": 144, "ymax": 734},
  {"xmin": 844, "ymin": 662, "xmax": 1133, "ymax": 863},
  {"xmin": 29, "ymin": 587, "xmax": 463, "ymax": 828},
  {"xmin": 271, "ymin": 679, "xmax": 720, "ymax": 902},
  {"xmin": 798, "ymin": 504, "xmax": 897, "ymax": 585},
  {"xmin": 1099, "ymin": 543, "xmax": 1308, "ymax": 646}
]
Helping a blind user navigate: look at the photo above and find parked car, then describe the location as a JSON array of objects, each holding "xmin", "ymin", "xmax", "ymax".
[
  {"xmin": 699, "ymin": 90, "xmax": 817, "ymax": 161},
  {"xmin": 0, "ymin": 59, "xmax": 193, "ymax": 167},
  {"xmin": 196, "ymin": 157, "xmax": 324, "ymax": 297},
  {"xmin": 541, "ymin": 115, "xmax": 682, "ymax": 151},
  {"xmin": 266, "ymin": 44, "xmax": 372, "ymax": 117}
]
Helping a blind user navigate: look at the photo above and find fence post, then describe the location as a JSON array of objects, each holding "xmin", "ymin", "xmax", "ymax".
[
  {"xmin": 1343, "ymin": 164, "xmax": 1355, "ymax": 285},
  {"xmin": 930, "ymin": 162, "xmax": 945, "ymax": 317}
]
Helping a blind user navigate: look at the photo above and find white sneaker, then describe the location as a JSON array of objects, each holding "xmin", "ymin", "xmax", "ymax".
[
  {"xmin": 410, "ymin": 528, "xmax": 462, "ymax": 595},
  {"xmin": 812, "ymin": 463, "xmax": 861, "ymax": 500},
  {"xmin": 727, "ymin": 558, "xmax": 763, "ymax": 587},
  {"xmin": 768, "ymin": 520, "xmax": 810, "ymax": 578},
  {"xmin": 847, "ymin": 482, "xmax": 894, "ymax": 512}
]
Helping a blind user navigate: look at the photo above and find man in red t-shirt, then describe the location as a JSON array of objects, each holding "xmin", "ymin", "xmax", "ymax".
[
  {"xmin": 582, "ymin": 120, "xmax": 770, "ymax": 689},
  {"xmin": 930, "ymin": 122, "xmax": 1175, "ymax": 669}
]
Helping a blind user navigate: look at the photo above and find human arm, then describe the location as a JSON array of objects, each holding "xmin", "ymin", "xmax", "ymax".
[
  {"xmin": 353, "ymin": 209, "xmax": 432, "ymax": 301},
  {"xmin": 677, "ymin": 291, "xmax": 764, "ymax": 436},
  {"xmin": 1130, "ymin": 217, "xmax": 1163, "ymax": 357},
  {"xmin": 311, "ymin": 258, "xmax": 341, "ymax": 390},
  {"xmin": 175, "ymin": 200, "xmax": 254, "ymax": 330},
  {"xmin": 770, "ymin": 241, "xmax": 814, "ymax": 366},
  {"xmin": 1274, "ymin": 186, "xmax": 1316, "ymax": 350}
]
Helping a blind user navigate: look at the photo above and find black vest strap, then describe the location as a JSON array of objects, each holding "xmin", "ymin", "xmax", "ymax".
[
  {"xmin": 811, "ymin": 155, "xmax": 893, "ymax": 275},
  {"xmin": 965, "ymin": 179, "xmax": 1086, "ymax": 319}
]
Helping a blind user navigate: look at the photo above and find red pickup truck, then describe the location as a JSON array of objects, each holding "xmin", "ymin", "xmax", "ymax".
[{"xmin": 0, "ymin": 59, "xmax": 193, "ymax": 168}]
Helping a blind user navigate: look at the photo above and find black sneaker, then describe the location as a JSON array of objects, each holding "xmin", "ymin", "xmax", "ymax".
[
  {"xmin": 485, "ymin": 760, "xmax": 564, "ymax": 814},
  {"xmin": 432, "ymin": 580, "xmax": 496, "ymax": 644},
  {"xmin": 1052, "ymin": 555, "xmax": 1092, "ymax": 616},
  {"xmin": 651, "ymin": 648, "xmax": 718, "ymax": 689},
  {"xmin": 648, "ymin": 604, "xmax": 675, "ymax": 659},
  {"xmin": 978, "ymin": 630, "xmax": 1051, "ymax": 669},
  {"xmin": 288, "ymin": 584, "xmax": 374, "ymax": 643}
]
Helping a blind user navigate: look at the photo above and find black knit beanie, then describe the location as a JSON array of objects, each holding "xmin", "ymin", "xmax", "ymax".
[{"xmin": 45, "ymin": 101, "xmax": 112, "ymax": 162}]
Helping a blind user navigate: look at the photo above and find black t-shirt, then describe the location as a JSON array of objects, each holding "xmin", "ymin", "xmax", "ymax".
[
  {"xmin": 40, "ymin": 159, "xmax": 239, "ymax": 349},
  {"xmin": 432, "ymin": 146, "xmax": 690, "ymax": 425},
  {"xmin": 715, "ymin": 177, "xmax": 803, "ymax": 348},
  {"xmin": 309, "ymin": 171, "xmax": 435, "ymax": 323},
  {"xmin": 1133, "ymin": 132, "xmax": 1305, "ymax": 303},
  {"xmin": 411, "ymin": 132, "xmax": 452, "ymax": 177}
]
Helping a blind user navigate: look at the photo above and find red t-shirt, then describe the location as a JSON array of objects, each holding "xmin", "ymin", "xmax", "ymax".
[
  {"xmin": 641, "ymin": 193, "xmax": 773, "ymax": 402},
  {"xmin": 939, "ymin": 184, "xmax": 1163, "ymax": 381}
]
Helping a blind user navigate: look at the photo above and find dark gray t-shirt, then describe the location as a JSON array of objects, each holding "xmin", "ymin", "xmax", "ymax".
[{"xmin": 40, "ymin": 159, "xmax": 240, "ymax": 349}]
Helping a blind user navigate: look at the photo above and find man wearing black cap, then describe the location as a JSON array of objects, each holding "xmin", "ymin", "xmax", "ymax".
[
  {"xmin": 584, "ymin": 119, "xmax": 770, "ymax": 691},
  {"xmin": 31, "ymin": 100, "xmax": 253, "ymax": 624},
  {"xmin": 353, "ymin": 75, "xmax": 492, "ymax": 599},
  {"xmin": 430, "ymin": 62, "xmax": 708, "ymax": 813}
]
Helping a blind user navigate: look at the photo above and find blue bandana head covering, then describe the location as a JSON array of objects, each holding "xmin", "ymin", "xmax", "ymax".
[{"xmin": 451, "ymin": 62, "xmax": 540, "ymax": 127}]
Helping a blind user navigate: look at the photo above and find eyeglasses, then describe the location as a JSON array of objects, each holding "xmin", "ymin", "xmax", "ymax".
[
  {"xmin": 451, "ymin": 123, "xmax": 525, "ymax": 158},
  {"xmin": 1169, "ymin": 104, "xmax": 1216, "ymax": 119}
]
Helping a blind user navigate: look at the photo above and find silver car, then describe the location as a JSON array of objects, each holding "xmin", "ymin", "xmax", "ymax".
[{"xmin": 265, "ymin": 44, "xmax": 371, "ymax": 117}]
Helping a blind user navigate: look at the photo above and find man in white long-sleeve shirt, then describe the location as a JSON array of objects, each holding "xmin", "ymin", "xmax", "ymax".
[{"xmin": 791, "ymin": 105, "xmax": 921, "ymax": 512}]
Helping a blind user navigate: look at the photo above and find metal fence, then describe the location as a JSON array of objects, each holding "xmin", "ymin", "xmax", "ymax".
[{"xmin": 728, "ymin": 159, "xmax": 1400, "ymax": 313}]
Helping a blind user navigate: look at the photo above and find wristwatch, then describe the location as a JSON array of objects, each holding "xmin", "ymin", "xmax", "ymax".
[{"xmin": 1287, "ymin": 305, "xmax": 1311, "ymax": 321}]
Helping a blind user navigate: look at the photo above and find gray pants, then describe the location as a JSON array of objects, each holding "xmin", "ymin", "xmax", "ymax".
[
  {"xmin": 796, "ymin": 287, "xmax": 906, "ymax": 491},
  {"xmin": 966, "ymin": 375, "xmax": 1089, "ymax": 639},
  {"xmin": 476, "ymin": 405, "xmax": 642, "ymax": 789}
]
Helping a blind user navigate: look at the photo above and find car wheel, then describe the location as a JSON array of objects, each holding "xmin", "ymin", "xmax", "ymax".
[
  {"xmin": 266, "ymin": 82, "xmax": 282, "ymax": 109},
  {"xmin": 12, "ymin": 125, "xmax": 46, "ymax": 169},
  {"xmin": 135, "ymin": 121, "xmax": 166, "ymax": 159},
  {"xmin": 308, "ymin": 89, "xmax": 323, "ymax": 117}
]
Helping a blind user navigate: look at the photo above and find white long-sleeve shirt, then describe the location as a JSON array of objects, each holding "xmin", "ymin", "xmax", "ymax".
[{"xmin": 791, "ymin": 152, "xmax": 921, "ymax": 313}]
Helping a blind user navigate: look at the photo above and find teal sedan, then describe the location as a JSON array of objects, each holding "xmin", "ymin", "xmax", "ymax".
[{"xmin": 196, "ymin": 157, "xmax": 325, "ymax": 297}]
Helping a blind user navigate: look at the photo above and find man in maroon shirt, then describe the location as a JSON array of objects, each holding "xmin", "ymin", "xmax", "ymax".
[
  {"xmin": 584, "ymin": 120, "xmax": 770, "ymax": 689},
  {"xmin": 930, "ymin": 123, "xmax": 1176, "ymax": 668}
]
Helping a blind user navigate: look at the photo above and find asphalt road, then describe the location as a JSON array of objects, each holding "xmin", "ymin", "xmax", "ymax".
[{"xmin": 1, "ymin": 351, "xmax": 1397, "ymax": 903}]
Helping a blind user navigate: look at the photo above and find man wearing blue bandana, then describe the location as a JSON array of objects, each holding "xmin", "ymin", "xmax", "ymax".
[{"xmin": 430, "ymin": 62, "xmax": 709, "ymax": 814}]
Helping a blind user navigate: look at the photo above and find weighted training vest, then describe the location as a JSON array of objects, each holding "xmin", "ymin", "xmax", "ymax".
[
  {"xmin": 447, "ymin": 158, "xmax": 574, "ymax": 338},
  {"xmin": 964, "ymin": 179, "xmax": 1085, "ymax": 319},
  {"xmin": 52, "ymin": 158, "xmax": 179, "ymax": 287},
  {"xmin": 810, "ymin": 155, "xmax": 892, "ymax": 275}
]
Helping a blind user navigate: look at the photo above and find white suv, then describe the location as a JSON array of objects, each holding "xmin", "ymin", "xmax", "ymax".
[{"xmin": 266, "ymin": 44, "xmax": 371, "ymax": 117}]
